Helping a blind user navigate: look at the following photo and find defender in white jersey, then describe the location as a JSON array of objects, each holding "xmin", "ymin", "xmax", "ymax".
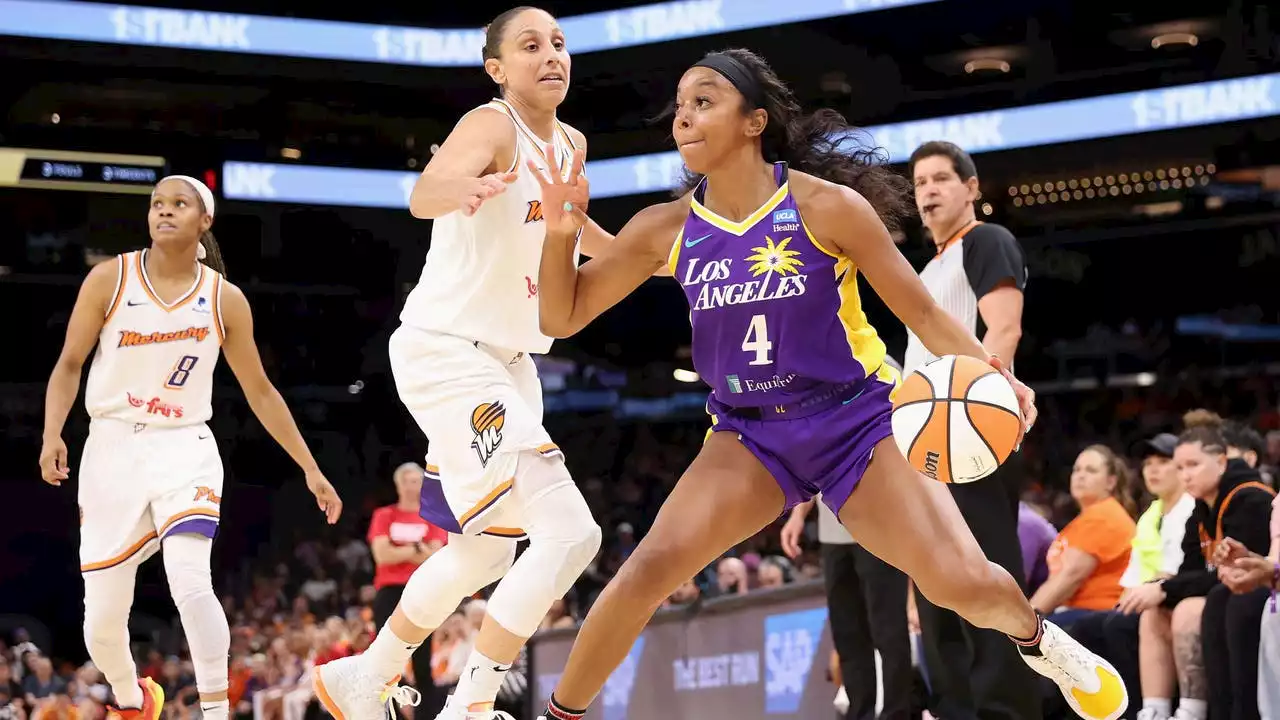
[
  {"xmin": 316, "ymin": 8, "xmax": 629, "ymax": 720},
  {"xmin": 40, "ymin": 177, "xmax": 342, "ymax": 720}
]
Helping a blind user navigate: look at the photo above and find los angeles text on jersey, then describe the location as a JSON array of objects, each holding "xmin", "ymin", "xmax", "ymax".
[
  {"xmin": 117, "ymin": 326, "xmax": 212, "ymax": 347},
  {"xmin": 679, "ymin": 258, "xmax": 807, "ymax": 311}
]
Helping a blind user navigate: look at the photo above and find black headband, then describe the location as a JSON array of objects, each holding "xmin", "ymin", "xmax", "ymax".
[{"xmin": 693, "ymin": 54, "xmax": 765, "ymax": 109}]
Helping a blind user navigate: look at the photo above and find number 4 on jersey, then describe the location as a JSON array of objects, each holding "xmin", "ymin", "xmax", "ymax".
[
  {"xmin": 165, "ymin": 355, "xmax": 199, "ymax": 389},
  {"xmin": 743, "ymin": 314, "xmax": 773, "ymax": 366}
]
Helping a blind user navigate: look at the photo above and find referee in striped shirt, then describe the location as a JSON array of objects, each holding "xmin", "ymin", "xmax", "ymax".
[{"xmin": 904, "ymin": 141, "xmax": 1041, "ymax": 720}]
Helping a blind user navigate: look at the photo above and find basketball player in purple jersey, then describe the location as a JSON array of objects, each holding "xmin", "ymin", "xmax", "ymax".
[{"xmin": 528, "ymin": 49, "xmax": 1127, "ymax": 720}]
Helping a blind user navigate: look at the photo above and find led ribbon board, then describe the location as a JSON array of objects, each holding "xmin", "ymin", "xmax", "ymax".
[
  {"xmin": 222, "ymin": 72, "xmax": 1280, "ymax": 206},
  {"xmin": 0, "ymin": 148, "xmax": 166, "ymax": 194},
  {"xmin": 0, "ymin": 0, "xmax": 938, "ymax": 66}
]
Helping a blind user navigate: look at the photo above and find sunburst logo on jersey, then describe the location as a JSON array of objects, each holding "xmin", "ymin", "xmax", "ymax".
[{"xmin": 746, "ymin": 236, "xmax": 804, "ymax": 277}]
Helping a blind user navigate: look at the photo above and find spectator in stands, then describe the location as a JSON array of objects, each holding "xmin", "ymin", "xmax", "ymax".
[
  {"xmin": 21, "ymin": 657, "xmax": 64, "ymax": 706},
  {"xmin": 1215, "ymin": 493, "xmax": 1279, "ymax": 717},
  {"xmin": 1018, "ymin": 501, "xmax": 1058, "ymax": 595},
  {"xmin": 757, "ymin": 557, "xmax": 788, "ymax": 589},
  {"xmin": 1030, "ymin": 445, "xmax": 1137, "ymax": 624},
  {"xmin": 714, "ymin": 557, "xmax": 750, "ymax": 596},
  {"xmin": 1122, "ymin": 415, "xmax": 1274, "ymax": 720},
  {"xmin": 367, "ymin": 462, "xmax": 448, "ymax": 717},
  {"xmin": 0, "ymin": 657, "xmax": 24, "ymax": 720},
  {"xmin": 1070, "ymin": 433, "xmax": 1194, "ymax": 707}
]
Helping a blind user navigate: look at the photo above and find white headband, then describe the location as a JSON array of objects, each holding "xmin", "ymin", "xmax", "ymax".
[{"xmin": 155, "ymin": 175, "xmax": 215, "ymax": 259}]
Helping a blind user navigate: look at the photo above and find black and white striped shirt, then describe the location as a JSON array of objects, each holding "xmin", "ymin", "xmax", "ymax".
[{"xmin": 903, "ymin": 221, "xmax": 1026, "ymax": 375}]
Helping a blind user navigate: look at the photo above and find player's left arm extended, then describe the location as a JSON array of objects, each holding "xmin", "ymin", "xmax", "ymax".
[
  {"xmin": 218, "ymin": 282, "xmax": 321, "ymax": 474},
  {"xmin": 803, "ymin": 182, "xmax": 989, "ymax": 363},
  {"xmin": 579, "ymin": 219, "xmax": 673, "ymax": 277},
  {"xmin": 557, "ymin": 125, "xmax": 673, "ymax": 277}
]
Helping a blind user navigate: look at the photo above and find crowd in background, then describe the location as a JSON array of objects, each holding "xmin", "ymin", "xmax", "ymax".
[{"xmin": 3, "ymin": 370, "xmax": 1280, "ymax": 720}]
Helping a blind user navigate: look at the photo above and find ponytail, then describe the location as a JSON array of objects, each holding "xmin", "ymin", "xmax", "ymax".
[{"xmin": 199, "ymin": 230, "xmax": 227, "ymax": 277}]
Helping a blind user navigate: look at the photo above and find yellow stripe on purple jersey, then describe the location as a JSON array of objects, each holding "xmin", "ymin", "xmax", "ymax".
[{"xmin": 671, "ymin": 162, "xmax": 893, "ymax": 409}]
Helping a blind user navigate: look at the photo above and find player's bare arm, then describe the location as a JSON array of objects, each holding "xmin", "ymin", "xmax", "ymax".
[
  {"xmin": 535, "ymin": 149, "xmax": 686, "ymax": 338},
  {"xmin": 409, "ymin": 107, "xmax": 518, "ymax": 219},
  {"xmin": 795, "ymin": 174, "xmax": 1035, "ymax": 428},
  {"xmin": 40, "ymin": 260, "xmax": 118, "ymax": 485},
  {"xmin": 550, "ymin": 125, "xmax": 673, "ymax": 278},
  {"xmin": 219, "ymin": 281, "xmax": 342, "ymax": 522}
]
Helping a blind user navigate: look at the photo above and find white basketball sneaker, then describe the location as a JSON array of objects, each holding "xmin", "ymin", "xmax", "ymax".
[
  {"xmin": 313, "ymin": 655, "xmax": 420, "ymax": 720},
  {"xmin": 433, "ymin": 696, "xmax": 515, "ymax": 720},
  {"xmin": 1018, "ymin": 618, "xmax": 1128, "ymax": 720}
]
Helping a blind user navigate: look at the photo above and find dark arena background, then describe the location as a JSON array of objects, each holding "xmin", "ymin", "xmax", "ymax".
[{"xmin": 1, "ymin": 1, "xmax": 1279, "ymax": 719}]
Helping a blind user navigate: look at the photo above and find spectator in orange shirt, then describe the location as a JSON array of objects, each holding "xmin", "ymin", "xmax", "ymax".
[
  {"xmin": 367, "ymin": 463, "xmax": 449, "ymax": 717},
  {"xmin": 1031, "ymin": 445, "xmax": 1138, "ymax": 625}
]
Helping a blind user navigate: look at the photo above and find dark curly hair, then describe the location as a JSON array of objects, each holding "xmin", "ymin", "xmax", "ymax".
[{"xmin": 670, "ymin": 48, "xmax": 913, "ymax": 230}]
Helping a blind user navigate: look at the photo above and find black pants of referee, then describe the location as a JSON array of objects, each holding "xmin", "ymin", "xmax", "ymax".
[
  {"xmin": 915, "ymin": 460, "xmax": 1043, "ymax": 720},
  {"xmin": 823, "ymin": 542, "xmax": 912, "ymax": 720},
  {"xmin": 372, "ymin": 584, "xmax": 448, "ymax": 719}
]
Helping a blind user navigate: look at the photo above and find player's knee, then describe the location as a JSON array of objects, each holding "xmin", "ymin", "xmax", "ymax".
[
  {"xmin": 162, "ymin": 534, "xmax": 215, "ymax": 608},
  {"xmin": 400, "ymin": 535, "xmax": 516, "ymax": 629},
  {"xmin": 563, "ymin": 517, "xmax": 602, "ymax": 574},
  {"xmin": 912, "ymin": 549, "xmax": 999, "ymax": 614},
  {"xmin": 82, "ymin": 568, "xmax": 134, "ymax": 644}
]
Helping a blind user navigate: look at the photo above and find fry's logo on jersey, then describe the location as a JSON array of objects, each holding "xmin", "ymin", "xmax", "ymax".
[
  {"xmin": 127, "ymin": 392, "xmax": 185, "ymax": 418},
  {"xmin": 470, "ymin": 401, "xmax": 506, "ymax": 467},
  {"xmin": 525, "ymin": 200, "xmax": 544, "ymax": 224},
  {"xmin": 118, "ymin": 326, "xmax": 211, "ymax": 347}
]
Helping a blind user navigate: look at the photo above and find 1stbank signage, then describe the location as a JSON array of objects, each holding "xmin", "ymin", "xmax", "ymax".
[
  {"xmin": 221, "ymin": 72, "xmax": 1280, "ymax": 207},
  {"xmin": 0, "ymin": 0, "xmax": 938, "ymax": 67}
]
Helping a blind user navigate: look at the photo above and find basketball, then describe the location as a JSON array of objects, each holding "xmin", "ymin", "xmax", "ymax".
[{"xmin": 890, "ymin": 355, "xmax": 1023, "ymax": 484}]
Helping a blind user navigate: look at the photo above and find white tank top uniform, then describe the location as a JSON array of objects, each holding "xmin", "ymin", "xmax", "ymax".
[
  {"xmin": 79, "ymin": 250, "xmax": 226, "ymax": 573},
  {"xmin": 390, "ymin": 99, "xmax": 580, "ymax": 539}
]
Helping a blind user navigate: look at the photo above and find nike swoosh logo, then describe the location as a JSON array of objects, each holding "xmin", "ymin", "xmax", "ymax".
[
  {"xmin": 684, "ymin": 233, "xmax": 713, "ymax": 248},
  {"xmin": 197, "ymin": 435, "xmax": 210, "ymax": 440},
  {"xmin": 126, "ymin": 300, "xmax": 146, "ymax": 306}
]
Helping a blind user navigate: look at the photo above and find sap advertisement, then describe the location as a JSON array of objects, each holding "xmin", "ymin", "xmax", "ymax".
[
  {"xmin": 529, "ymin": 584, "xmax": 835, "ymax": 719},
  {"xmin": 0, "ymin": 0, "xmax": 937, "ymax": 67},
  {"xmin": 222, "ymin": 72, "xmax": 1280, "ymax": 208}
]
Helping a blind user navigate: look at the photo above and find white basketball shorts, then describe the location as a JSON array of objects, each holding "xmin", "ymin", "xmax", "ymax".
[
  {"xmin": 388, "ymin": 325, "xmax": 565, "ymax": 538},
  {"xmin": 78, "ymin": 418, "xmax": 223, "ymax": 574}
]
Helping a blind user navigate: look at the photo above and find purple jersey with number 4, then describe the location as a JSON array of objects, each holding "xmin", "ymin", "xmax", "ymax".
[
  {"xmin": 668, "ymin": 162, "xmax": 895, "ymax": 407},
  {"xmin": 667, "ymin": 163, "xmax": 900, "ymax": 515}
]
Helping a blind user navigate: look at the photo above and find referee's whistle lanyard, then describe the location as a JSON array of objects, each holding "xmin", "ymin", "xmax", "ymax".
[{"xmin": 934, "ymin": 219, "xmax": 981, "ymax": 256}]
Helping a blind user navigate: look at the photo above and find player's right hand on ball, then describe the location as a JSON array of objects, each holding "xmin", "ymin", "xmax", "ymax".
[
  {"xmin": 39, "ymin": 437, "xmax": 70, "ymax": 486},
  {"xmin": 459, "ymin": 171, "xmax": 518, "ymax": 217}
]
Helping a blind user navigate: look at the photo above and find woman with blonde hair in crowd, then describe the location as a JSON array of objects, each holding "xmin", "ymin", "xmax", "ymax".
[{"xmin": 1030, "ymin": 445, "xmax": 1138, "ymax": 625}]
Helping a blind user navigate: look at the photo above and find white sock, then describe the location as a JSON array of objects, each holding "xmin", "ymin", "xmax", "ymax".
[
  {"xmin": 200, "ymin": 700, "xmax": 229, "ymax": 720},
  {"xmin": 1142, "ymin": 698, "xmax": 1172, "ymax": 718},
  {"xmin": 363, "ymin": 625, "xmax": 421, "ymax": 682},
  {"xmin": 1178, "ymin": 699, "xmax": 1208, "ymax": 719},
  {"xmin": 449, "ymin": 649, "xmax": 511, "ymax": 712}
]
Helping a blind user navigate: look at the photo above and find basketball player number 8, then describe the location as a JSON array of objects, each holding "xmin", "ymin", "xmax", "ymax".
[
  {"xmin": 166, "ymin": 355, "xmax": 199, "ymax": 389},
  {"xmin": 742, "ymin": 314, "xmax": 773, "ymax": 366}
]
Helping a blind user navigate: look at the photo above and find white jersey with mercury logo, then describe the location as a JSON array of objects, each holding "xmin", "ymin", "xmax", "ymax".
[
  {"xmin": 84, "ymin": 249, "xmax": 225, "ymax": 427},
  {"xmin": 398, "ymin": 98, "xmax": 581, "ymax": 355}
]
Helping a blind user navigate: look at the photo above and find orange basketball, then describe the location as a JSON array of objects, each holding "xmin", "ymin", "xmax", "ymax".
[{"xmin": 890, "ymin": 355, "xmax": 1023, "ymax": 483}]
